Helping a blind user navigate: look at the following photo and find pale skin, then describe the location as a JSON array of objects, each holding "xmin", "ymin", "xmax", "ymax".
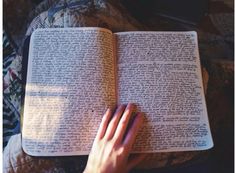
[{"xmin": 84, "ymin": 103, "xmax": 146, "ymax": 173}]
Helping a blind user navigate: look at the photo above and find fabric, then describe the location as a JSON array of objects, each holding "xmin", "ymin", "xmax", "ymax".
[
  {"xmin": 3, "ymin": 134, "xmax": 66, "ymax": 173},
  {"xmin": 3, "ymin": 30, "xmax": 21, "ymax": 148},
  {"xmin": 25, "ymin": 0, "xmax": 143, "ymax": 37}
]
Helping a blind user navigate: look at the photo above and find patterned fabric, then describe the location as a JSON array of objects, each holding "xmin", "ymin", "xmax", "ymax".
[
  {"xmin": 25, "ymin": 0, "xmax": 143, "ymax": 37},
  {"xmin": 3, "ymin": 30, "xmax": 21, "ymax": 148},
  {"xmin": 3, "ymin": 31, "xmax": 15, "ymax": 58},
  {"xmin": 3, "ymin": 134, "xmax": 67, "ymax": 173}
]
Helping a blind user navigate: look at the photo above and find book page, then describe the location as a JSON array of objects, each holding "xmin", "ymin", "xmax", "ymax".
[
  {"xmin": 115, "ymin": 31, "xmax": 213, "ymax": 152},
  {"xmin": 22, "ymin": 28, "xmax": 116, "ymax": 156}
]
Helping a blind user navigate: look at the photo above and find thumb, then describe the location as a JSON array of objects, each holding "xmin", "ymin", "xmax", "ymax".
[{"xmin": 126, "ymin": 153, "xmax": 147, "ymax": 171}]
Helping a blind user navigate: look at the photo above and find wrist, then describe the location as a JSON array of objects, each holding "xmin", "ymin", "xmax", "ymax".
[{"xmin": 83, "ymin": 167, "xmax": 91, "ymax": 173}]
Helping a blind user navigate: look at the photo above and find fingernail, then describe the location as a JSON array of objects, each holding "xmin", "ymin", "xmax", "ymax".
[
  {"xmin": 119, "ymin": 104, "xmax": 126, "ymax": 110},
  {"xmin": 128, "ymin": 103, "xmax": 136, "ymax": 109},
  {"xmin": 137, "ymin": 113, "xmax": 144, "ymax": 123}
]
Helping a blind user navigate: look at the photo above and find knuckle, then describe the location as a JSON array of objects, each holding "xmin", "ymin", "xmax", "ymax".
[{"xmin": 120, "ymin": 118, "xmax": 128, "ymax": 126}]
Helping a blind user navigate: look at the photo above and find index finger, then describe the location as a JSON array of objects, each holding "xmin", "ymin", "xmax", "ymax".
[
  {"xmin": 112, "ymin": 103, "xmax": 134, "ymax": 143},
  {"xmin": 122, "ymin": 113, "xmax": 144, "ymax": 151},
  {"xmin": 95, "ymin": 108, "xmax": 112, "ymax": 141}
]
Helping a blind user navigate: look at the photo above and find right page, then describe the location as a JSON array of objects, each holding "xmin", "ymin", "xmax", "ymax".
[{"xmin": 115, "ymin": 31, "xmax": 213, "ymax": 152}]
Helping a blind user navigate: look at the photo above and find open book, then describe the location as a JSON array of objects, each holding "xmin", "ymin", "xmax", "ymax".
[{"xmin": 22, "ymin": 27, "xmax": 213, "ymax": 156}]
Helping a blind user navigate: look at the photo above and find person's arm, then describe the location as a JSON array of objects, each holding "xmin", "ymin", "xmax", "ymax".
[{"xmin": 84, "ymin": 103, "xmax": 146, "ymax": 173}]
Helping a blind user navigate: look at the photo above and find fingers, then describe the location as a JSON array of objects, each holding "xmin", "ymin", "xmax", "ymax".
[
  {"xmin": 104, "ymin": 105, "xmax": 126, "ymax": 140},
  {"xmin": 95, "ymin": 108, "xmax": 112, "ymax": 141},
  {"xmin": 96, "ymin": 103, "xmax": 143, "ymax": 150},
  {"xmin": 123, "ymin": 113, "xmax": 143, "ymax": 151},
  {"xmin": 127, "ymin": 153, "xmax": 147, "ymax": 171},
  {"xmin": 113, "ymin": 103, "xmax": 135, "ymax": 143}
]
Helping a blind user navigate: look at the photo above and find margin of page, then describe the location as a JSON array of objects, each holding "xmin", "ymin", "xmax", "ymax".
[
  {"xmin": 194, "ymin": 32, "xmax": 214, "ymax": 149},
  {"xmin": 22, "ymin": 144, "xmax": 214, "ymax": 157},
  {"xmin": 22, "ymin": 143, "xmax": 214, "ymax": 157},
  {"xmin": 112, "ymin": 34, "xmax": 118, "ymax": 104},
  {"xmin": 114, "ymin": 31, "xmax": 198, "ymax": 35},
  {"xmin": 21, "ymin": 31, "xmax": 36, "ymax": 156},
  {"xmin": 130, "ymin": 145, "xmax": 214, "ymax": 154},
  {"xmin": 22, "ymin": 142, "xmax": 91, "ymax": 156},
  {"xmin": 21, "ymin": 30, "xmax": 35, "ymax": 139},
  {"xmin": 31, "ymin": 27, "xmax": 113, "ymax": 34}
]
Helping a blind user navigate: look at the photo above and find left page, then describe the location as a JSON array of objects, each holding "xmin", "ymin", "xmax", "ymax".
[{"xmin": 22, "ymin": 28, "xmax": 116, "ymax": 156}]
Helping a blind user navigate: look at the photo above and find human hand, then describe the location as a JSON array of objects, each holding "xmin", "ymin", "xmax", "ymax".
[{"xmin": 84, "ymin": 103, "xmax": 146, "ymax": 173}]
